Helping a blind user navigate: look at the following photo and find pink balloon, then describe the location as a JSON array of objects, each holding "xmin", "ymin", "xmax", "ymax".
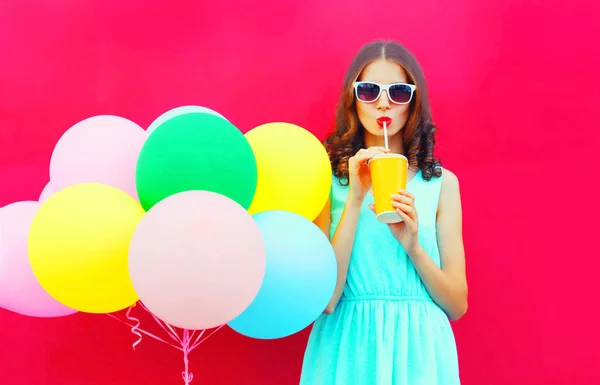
[
  {"xmin": 0, "ymin": 201, "xmax": 77, "ymax": 317},
  {"xmin": 38, "ymin": 182, "xmax": 53, "ymax": 202},
  {"xmin": 49, "ymin": 115, "xmax": 147, "ymax": 201},
  {"xmin": 128, "ymin": 191, "xmax": 266, "ymax": 330}
]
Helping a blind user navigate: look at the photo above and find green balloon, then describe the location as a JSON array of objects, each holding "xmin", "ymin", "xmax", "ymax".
[{"xmin": 136, "ymin": 112, "xmax": 257, "ymax": 211}]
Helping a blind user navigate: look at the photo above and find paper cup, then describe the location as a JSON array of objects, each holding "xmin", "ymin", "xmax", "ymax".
[{"xmin": 368, "ymin": 153, "xmax": 408, "ymax": 223}]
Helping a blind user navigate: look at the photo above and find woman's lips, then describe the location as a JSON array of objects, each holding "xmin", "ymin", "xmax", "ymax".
[{"xmin": 376, "ymin": 116, "xmax": 392, "ymax": 127}]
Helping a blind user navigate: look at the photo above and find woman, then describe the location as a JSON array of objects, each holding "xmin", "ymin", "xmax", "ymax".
[{"xmin": 300, "ymin": 40, "xmax": 468, "ymax": 385}]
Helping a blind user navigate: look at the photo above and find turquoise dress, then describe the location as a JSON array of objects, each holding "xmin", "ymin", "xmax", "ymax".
[{"xmin": 300, "ymin": 168, "xmax": 460, "ymax": 385}]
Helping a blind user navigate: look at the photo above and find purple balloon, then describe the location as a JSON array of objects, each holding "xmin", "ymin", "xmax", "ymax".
[{"xmin": 0, "ymin": 201, "xmax": 77, "ymax": 317}]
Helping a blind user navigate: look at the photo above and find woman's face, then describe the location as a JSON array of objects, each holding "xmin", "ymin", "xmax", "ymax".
[{"xmin": 355, "ymin": 59, "xmax": 413, "ymax": 140}]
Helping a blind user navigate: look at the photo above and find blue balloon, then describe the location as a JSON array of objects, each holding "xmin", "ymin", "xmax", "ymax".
[
  {"xmin": 228, "ymin": 210, "xmax": 337, "ymax": 339},
  {"xmin": 146, "ymin": 105, "xmax": 227, "ymax": 134}
]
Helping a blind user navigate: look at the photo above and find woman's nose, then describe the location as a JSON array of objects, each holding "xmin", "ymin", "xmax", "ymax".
[{"xmin": 377, "ymin": 90, "xmax": 391, "ymax": 110}]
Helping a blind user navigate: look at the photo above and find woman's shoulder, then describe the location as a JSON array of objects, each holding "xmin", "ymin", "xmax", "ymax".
[
  {"xmin": 421, "ymin": 166, "xmax": 459, "ymax": 185},
  {"xmin": 424, "ymin": 166, "xmax": 460, "ymax": 197},
  {"xmin": 439, "ymin": 167, "xmax": 460, "ymax": 191},
  {"xmin": 436, "ymin": 167, "xmax": 462, "ymax": 216}
]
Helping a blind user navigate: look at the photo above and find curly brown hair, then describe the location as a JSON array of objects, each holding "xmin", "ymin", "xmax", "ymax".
[{"xmin": 324, "ymin": 40, "xmax": 442, "ymax": 185}]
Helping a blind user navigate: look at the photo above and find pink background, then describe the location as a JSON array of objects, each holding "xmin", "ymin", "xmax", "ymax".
[{"xmin": 1, "ymin": 0, "xmax": 599, "ymax": 384}]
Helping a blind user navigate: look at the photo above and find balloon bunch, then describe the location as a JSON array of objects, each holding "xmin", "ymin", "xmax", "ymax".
[{"xmin": 0, "ymin": 105, "xmax": 337, "ymax": 383}]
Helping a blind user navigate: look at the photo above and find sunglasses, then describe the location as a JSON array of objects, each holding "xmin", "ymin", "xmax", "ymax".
[{"xmin": 353, "ymin": 81, "xmax": 416, "ymax": 105}]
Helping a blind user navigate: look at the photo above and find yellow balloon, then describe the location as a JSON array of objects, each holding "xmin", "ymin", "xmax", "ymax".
[
  {"xmin": 28, "ymin": 183, "xmax": 145, "ymax": 314},
  {"xmin": 245, "ymin": 122, "xmax": 332, "ymax": 221}
]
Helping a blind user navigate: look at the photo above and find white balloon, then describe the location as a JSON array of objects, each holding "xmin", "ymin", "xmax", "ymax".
[
  {"xmin": 38, "ymin": 182, "xmax": 53, "ymax": 202},
  {"xmin": 146, "ymin": 105, "xmax": 227, "ymax": 134}
]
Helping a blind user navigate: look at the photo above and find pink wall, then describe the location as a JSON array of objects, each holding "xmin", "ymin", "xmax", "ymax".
[{"xmin": 1, "ymin": 0, "xmax": 599, "ymax": 384}]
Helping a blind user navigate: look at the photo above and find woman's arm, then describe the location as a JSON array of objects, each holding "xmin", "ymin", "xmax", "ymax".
[
  {"xmin": 313, "ymin": 195, "xmax": 363, "ymax": 314},
  {"xmin": 408, "ymin": 170, "xmax": 468, "ymax": 321}
]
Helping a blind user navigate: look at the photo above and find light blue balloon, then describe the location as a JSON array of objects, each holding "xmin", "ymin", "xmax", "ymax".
[
  {"xmin": 146, "ymin": 105, "xmax": 227, "ymax": 134},
  {"xmin": 228, "ymin": 210, "xmax": 337, "ymax": 340}
]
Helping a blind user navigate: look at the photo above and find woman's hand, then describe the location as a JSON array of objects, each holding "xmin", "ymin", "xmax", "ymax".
[
  {"xmin": 369, "ymin": 189, "xmax": 421, "ymax": 255},
  {"xmin": 348, "ymin": 147, "xmax": 389, "ymax": 202}
]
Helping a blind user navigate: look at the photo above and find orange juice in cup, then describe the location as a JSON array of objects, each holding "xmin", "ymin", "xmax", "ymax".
[{"xmin": 368, "ymin": 153, "xmax": 408, "ymax": 223}]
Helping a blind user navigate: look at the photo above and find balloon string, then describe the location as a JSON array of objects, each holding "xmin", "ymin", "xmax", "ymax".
[
  {"xmin": 106, "ymin": 313, "xmax": 183, "ymax": 351},
  {"xmin": 190, "ymin": 329, "xmax": 205, "ymax": 349},
  {"xmin": 190, "ymin": 325, "xmax": 225, "ymax": 351},
  {"xmin": 182, "ymin": 329, "xmax": 194, "ymax": 384},
  {"xmin": 164, "ymin": 322, "xmax": 182, "ymax": 344},
  {"xmin": 138, "ymin": 302, "xmax": 182, "ymax": 345},
  {"xmin": 125, "ymin": 305, "xmax": 142, "ymax": 350},
  {"xmin": 109, "ymin": 303, "xmax": 225, "ymax": 384}
]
